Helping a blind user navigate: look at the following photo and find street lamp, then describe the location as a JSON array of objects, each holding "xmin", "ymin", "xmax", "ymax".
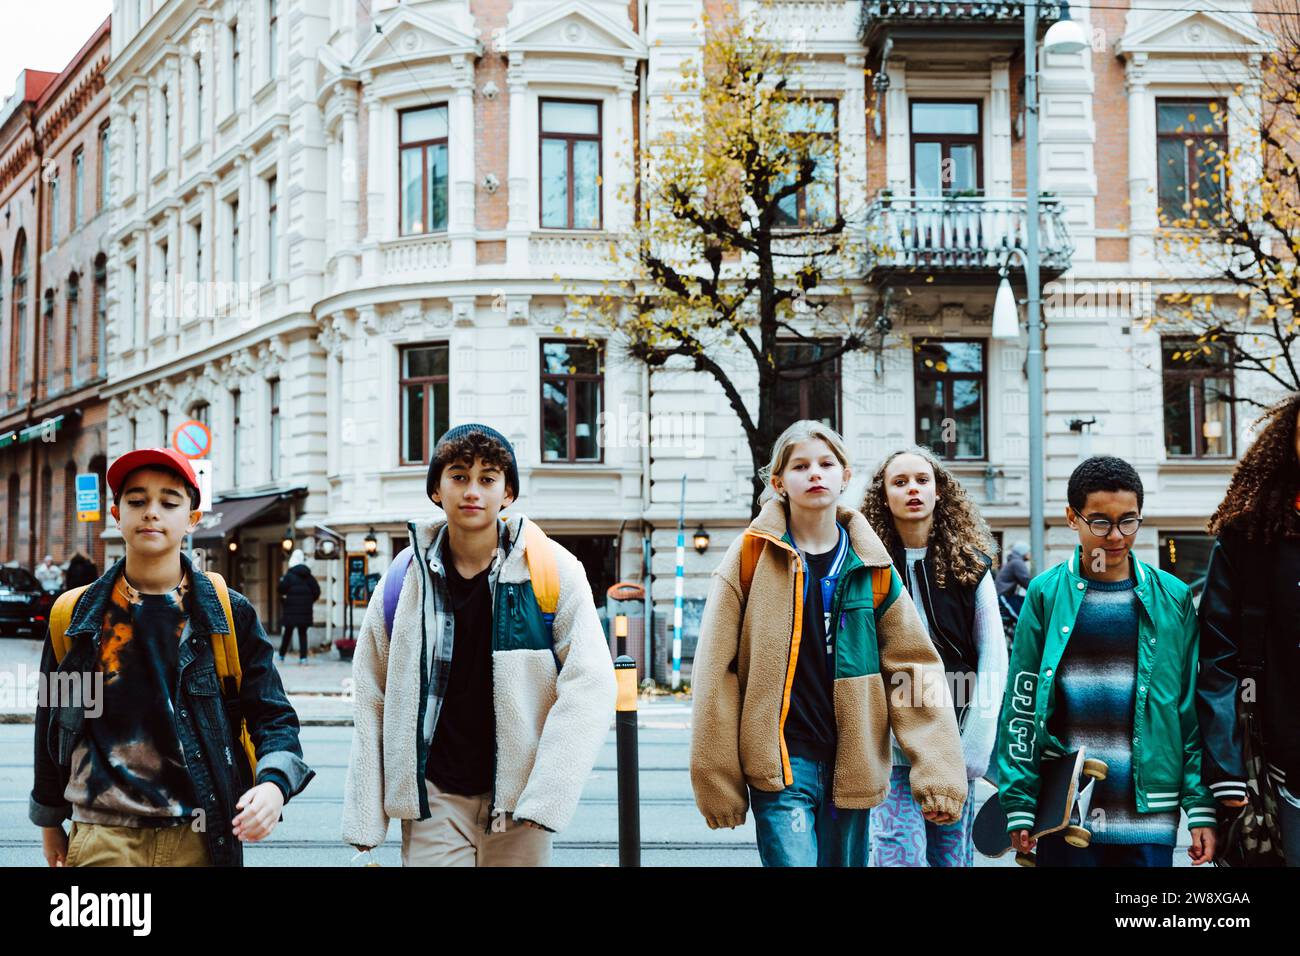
[
  {"xmin": 281, "ymin": 526, "xmax": 294, "ymax": 553},
  {"xmin": 692, "ymin": 525, "xmax": 710, "ymax": 555},
  {"xmin": 363, "ymin": 528, "xmax": 378, "ymax": 557},
  {"xmin": 1044, "ymin": 2, "xmax": 1088, "ymax": 56},
  {"xmin": 1013, "ymin": 0, "xmax": 1087, "ymax": 573}
]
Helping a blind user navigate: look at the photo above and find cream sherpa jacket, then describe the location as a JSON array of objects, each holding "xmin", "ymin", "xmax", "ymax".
[
  {"xmin": 690, "ymin": 501, "xmax": 967, "ymax": 828},
  {"xmin": 341, "ymin": 513, "xmax": 616, "ymax": 848}
]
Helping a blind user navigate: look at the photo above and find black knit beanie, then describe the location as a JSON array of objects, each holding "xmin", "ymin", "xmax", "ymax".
[{"xmin": 426, "ymin": 423, "xmax": 520, "ymax": 500}]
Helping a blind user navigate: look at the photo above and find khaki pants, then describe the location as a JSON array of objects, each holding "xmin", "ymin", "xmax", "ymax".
[
  {"xmin": 401, "ymin": 779, "xmax": 553, "ymax": 867},
  {"xmin": 65, "ymin": 821, "xmax": 211, "ymax": 867}
]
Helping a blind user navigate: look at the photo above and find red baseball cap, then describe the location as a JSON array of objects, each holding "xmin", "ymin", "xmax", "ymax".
[{"xmin": 107, "ymin": 448, "xmax": 201, "ymax": 499}]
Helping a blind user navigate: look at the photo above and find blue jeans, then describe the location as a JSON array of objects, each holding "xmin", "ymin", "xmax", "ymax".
[
  {"xmin": 748, "ymin": 755, "xmax": 870, "ymax": 867},
  {"xmin": 1036, "ymin": 833, "xmax": 1174, "ymax": 867},
  {"xmin": 868, "ymin": 765, "xmax": 975, "ymax": 867}
]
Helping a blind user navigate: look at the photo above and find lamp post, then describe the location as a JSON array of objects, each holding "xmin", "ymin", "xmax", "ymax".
[{"xmin": 993, "ymin": 1, "xmax": 1087, "ymax": 573}]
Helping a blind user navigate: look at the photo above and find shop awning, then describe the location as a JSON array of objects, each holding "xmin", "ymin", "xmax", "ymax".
[{"xmin": 190, "ymin": 489, "xmax": 305, "ymax": 546}]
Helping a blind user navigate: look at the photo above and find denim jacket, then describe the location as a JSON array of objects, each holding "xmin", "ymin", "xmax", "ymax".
[{"xmin": 29, "ymin": 553, "xmax": 315, "ymax": 866}]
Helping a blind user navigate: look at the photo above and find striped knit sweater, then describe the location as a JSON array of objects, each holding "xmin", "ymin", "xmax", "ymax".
[{"xmin": 1052, "ymin": 575, "xmax": 1180, "ymax": 846}]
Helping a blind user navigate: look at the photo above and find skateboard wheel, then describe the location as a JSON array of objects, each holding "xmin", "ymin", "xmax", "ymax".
[
  {"xmin": 1064, "ymin": 825, "xmax": 1092, "ymax": 848},
  {"xmin": 1082, "ymin": 758, "xmax": 1108, "ymax": 781},
  {"xmin": 1015, "ymin": 851, "xmax": 1037, "ymax": 867}
]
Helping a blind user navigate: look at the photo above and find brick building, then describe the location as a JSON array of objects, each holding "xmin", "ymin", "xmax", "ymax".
[{"xmin": 0, "ymin": 18, "xmax": 113, "ymax": 575}]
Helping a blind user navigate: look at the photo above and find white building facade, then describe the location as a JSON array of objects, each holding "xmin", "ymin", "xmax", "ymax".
[{"xmin": 98, "ymin": 0, "xmax": 1285, "ymax": 677}]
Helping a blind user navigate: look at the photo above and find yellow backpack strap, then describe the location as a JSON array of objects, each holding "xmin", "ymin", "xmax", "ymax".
[
  {"xmin": 522, "ymin": 519, "xmax": 560, "ymax": 617},
  {"xmin": 738, "ymin": 534, "xmax": 766, "ymax": 602},
  {"xmin": 204, "ymin": 572, "xmax": 241, "ymax": 694},
  {"xmin": 203, "ymin": 571, "xmax": 257, "ymax": 776},
  {"xmin": 49, "ymin": 586, "xmax": 91, "ymax": 664}
]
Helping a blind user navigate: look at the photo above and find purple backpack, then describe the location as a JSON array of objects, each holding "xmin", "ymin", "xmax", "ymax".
[{"xmin": 382, "ymin": 547, "xmax": 415, "ymax": 638}]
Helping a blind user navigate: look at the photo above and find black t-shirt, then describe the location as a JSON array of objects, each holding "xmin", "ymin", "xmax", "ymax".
[
  {"xmin": 783, "ymin": 540, "xmax": 841, "ymax": 763},
  {"xmin": 425, "ymin": 545, "xmax": 496, "ymax": 795}
]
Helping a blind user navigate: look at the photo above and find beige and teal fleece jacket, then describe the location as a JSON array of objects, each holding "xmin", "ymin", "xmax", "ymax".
[{"xmin": 690, "ymin": 501, "xmax": 967, "ymax": 828}]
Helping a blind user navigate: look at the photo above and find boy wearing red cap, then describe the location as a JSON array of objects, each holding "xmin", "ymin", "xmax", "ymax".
[{"xmin": 30, "ymin": 448, "xmax": 314, "ymax": 867}]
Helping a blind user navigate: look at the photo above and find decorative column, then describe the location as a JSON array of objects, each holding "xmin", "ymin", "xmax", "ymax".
[
  {"xmin": 885, "ymin": 60, "xmax": 909, "ymax": 194},
  {"xmin": 338, "ymin": 82, "xmax": 361, "ymax": 284},
  {"xmin": 450, "ymin": 54, "xmax": 476, "ymax": 269},
  {"xmin": 612, "ymin": 58, "xmax": 637, "ymax": 234},
  {"xmin": 361, "ymin": 76, "xmax": 383, "ymax": 279},
  {"xmin": 1126, "ymin": 53, "xmax": 1155, "ymax": 262},
  {"xmin": 505, "ymin": 51, "xmax": 530, "ymax": 266}
]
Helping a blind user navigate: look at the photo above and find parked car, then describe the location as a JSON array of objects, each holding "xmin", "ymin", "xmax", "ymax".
[{"xmin": 0, "ymin": 566, "xmax": 56, "ymax": 639}]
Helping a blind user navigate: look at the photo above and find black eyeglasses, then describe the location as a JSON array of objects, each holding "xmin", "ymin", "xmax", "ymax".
[{"xmin": 1073, "ymin": 509, "xmax": 1143, "ymax": 537}]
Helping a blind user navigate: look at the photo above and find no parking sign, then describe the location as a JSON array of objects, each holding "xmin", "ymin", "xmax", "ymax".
[{"xmin": 172, "ymin": 420, "xmax": 212, "ymax": 459}]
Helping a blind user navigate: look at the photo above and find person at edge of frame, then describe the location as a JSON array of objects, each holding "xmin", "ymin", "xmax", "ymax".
[{"xmin": 1197, "ymin": 391, "xmax": 1300, "ymax": 865}]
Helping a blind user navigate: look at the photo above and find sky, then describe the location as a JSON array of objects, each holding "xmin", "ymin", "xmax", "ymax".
[{"xmin": 0, "ymin": 0, "xmax": 113, "ymax": 104}]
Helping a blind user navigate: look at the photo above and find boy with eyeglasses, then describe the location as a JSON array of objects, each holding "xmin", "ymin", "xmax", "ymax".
[{"xmin": 993, "ymin": 455, "xmax": 1216, "ymax": 866}]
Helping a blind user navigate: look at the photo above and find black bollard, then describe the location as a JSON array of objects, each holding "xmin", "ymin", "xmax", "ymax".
[{"xmin": 614, "ymin": 655, "xmax": 640, "ymax": 867}]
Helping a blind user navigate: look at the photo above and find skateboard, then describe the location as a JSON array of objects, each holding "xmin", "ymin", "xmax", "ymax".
[{"xmin": 972, "ymin": 749, "xmax": 1108, "ymax": 866}]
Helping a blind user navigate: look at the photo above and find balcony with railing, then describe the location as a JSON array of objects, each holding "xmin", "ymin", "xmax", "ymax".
[
  {"xmin": 862, "ymin": 191, "xmax": 1073, "ymax": 282},
  {"xmin": 861, "ymin": 1, "xmax": 1063, "ymax": 54}
]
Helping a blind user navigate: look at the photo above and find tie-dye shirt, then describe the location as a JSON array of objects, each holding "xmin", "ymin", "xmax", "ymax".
[{"xmin": 64, "ymin": 573, "xmax": 199, "ymax": 827}]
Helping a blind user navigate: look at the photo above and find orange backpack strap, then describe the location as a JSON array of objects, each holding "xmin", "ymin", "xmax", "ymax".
[
  {"xmin": 738, "ymin": 534, "xmax": 767, "ymax": 602},
  {"xmin": 202, "ymin": 571, "xmax": 257, "ymax": 775},
  {"xmin": 871, "ymin": 567, "xmax": 893, "ymax": 606},
  {"xmin": 522, "ymin": 518, "xmax": 560, "ymax": 617},
  {"xmin": 49, "ymin": 585, "xmax": 91, "ymax": 664}
]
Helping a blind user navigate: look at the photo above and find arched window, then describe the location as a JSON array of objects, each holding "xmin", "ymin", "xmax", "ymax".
[
  {"xmin": 10, "ymin": 232, "xmax": 27, "ymax": 402},
  {"xmin": 93, "ymin": 254, "xmax": 107, "ymax": 378},
  {"xmin": 64, "ymin": 461, "xmax": 79, "ymax": 557},
  {"xmin": 88, "ymin": 454, "xmax": 107, "ymax": 570},
  {"xmin": 67, "ymin": 273, "xmax": 80, "ymax": 387},
  {"xmin": 43, "ymin": 289, "xmax": 55, "ymax": 395},
  {"xmin": 5, "ymin": 474, "xmax": 19, "ymax": 563},
  {"xmin": 40, "ymin": 465, "xmax": 53, "ymax": 562}
]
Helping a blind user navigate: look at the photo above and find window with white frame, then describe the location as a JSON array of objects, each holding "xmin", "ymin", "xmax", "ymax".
[
  {"xmin": 398, "ymin": 106, "xmax": 449, "ymax": 235},
  {"xmin": 228, "ymin": 198, "xmax": 240, "ymax": 282},
  {"xmin": 73, "ymin": 149, "xmax": 84, "ymax": 229},
  {"xmin": 98, "ymin": 122, "xmax": 110, "ymax": 209},
  {"xmin": 193, "ymin": 56, "xmax": 204, "ymax": 141},
  {"xmin": 230, "ymin": 22, "xmax": 241, "ymax": 113},
  {"xmin": 269, "ymin": 377, "xmax": 281, "ymax": 481},
  {"xmin": 266, "ymin": 175, "xmax": 278, "ymax": 280},
  {"xmin": 540, "ymin": 100, "xmax": 601, "ymax": 230},
  {"xmin": 191, "ymin": 219, "xmax": 203, "ymax": 283},
  {"xmin": 268, "ymin": 0, "xmax": 279, "ymax": 81}
]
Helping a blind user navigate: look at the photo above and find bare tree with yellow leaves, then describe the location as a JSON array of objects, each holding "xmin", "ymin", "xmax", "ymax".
[
  {"xmin": 568, "ymin": 7, "xmax": 877, "ymax": 516},
  {"xmin": 1157, "ymin": 7, "xmax": 1300, "ymax": 408}
]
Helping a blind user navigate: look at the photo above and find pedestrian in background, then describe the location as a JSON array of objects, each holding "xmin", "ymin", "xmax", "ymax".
[
  {"xmin": 860, "ymin": 446, "xmax": 1007, "ymax": 867},
  {"xmin": 64, "ymin": 553, "xmax": 99, "ymax": 590},
  {"xmin": 995, "ymin": 541, "xmax": 1031, "ymax": 647},
  {"xmin": 1198, "ymin": 391, "xmax": 1300, "ymax": 865},
  {"xmin": 35, "ymin": 555, "xmax": 64, "ymax": 594},
  {"xmin": 278, "ymin": 549, "xmax": 320, "ymax": 664},
  {"xmin": 690, "ymin": 421, "xmax": 966, "ymax": 867}
]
